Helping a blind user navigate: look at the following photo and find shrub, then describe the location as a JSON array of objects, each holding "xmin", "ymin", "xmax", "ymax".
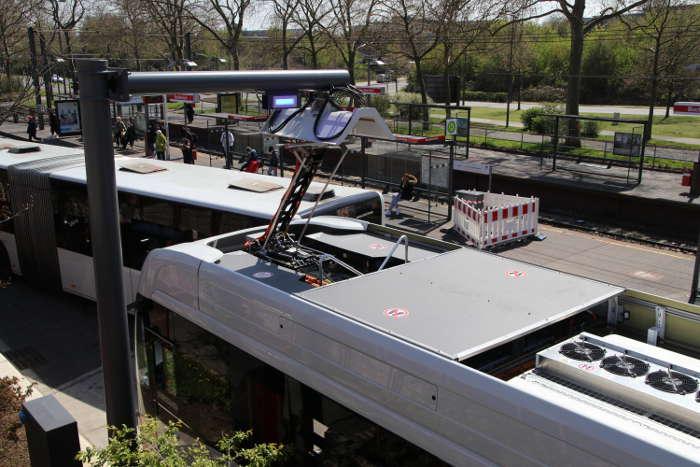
[
  {"xmin": 462, "ymin": 90, "xmax": 508, "ymax": 103},
  {"xmin": 392, "ymin": 92, "xmax": 432, "ymax": 121},
  {"xmin": 370, "ymin": 93, "xmax": 392, "ymax": 117},
  {"xmin": 77, "ymin": 417, "xmax": 288, "ymax": 466},
  {"xmin": 521, "ymin": 103, "xmax": 564, "ymax": 134},
  {"xmin": 520, "ymin": 85, "xmax": 566, "ymax": 102},
  {"xmin": 581, "ymin": 120, "xmax": 600, "ymax": 138}
]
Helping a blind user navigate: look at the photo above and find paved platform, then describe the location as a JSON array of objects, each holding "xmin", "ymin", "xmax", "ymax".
[
  {"xmin": 383, "ymin": 196, "xmax": 695, "ymax": 302},
  {"xmin": 363, "ymin": 140, "xmax": 698, "ymax": 206}
]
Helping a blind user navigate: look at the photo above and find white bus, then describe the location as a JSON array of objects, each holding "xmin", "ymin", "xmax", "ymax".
[
  {"xmin": 0, "ymin": 138, "xmax": 383, "ymax": 302},
  {"xmin": 135, "ymin": 216, "xmax": 700, "ymax": 465}
]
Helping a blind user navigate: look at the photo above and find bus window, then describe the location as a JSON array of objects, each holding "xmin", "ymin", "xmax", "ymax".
[
  {"xmin": 218, "ymin": 212, "xmax": 265, "ymax": 235},
  {"xmin": 179, "ymin": 205, "xmax": 212, "ymax": 240},
  {"xmin": 315, "ymin": 195, "xmax": 383, "ymax": 225},
  {"xmin": 120, "ymin": 193, "xmax": 188, "ymax": 269},
  {"xmin": 53, "ymin": 181, "xmax": 92, "ymax": 255},
  {"xmin": 0, "ymin": 171, "xmax": 12, "ymax": 233}
]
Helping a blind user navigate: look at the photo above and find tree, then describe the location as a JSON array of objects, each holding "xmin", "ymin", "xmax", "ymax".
[
  {"xmin": 291, "ymin": 0, "xmax": 331, "ymax": 69},
  {"xmin": 623, "ymin": 0, "xmax": 700, "ymax": 138},
  {"xmin": 270, "ymin": 0, "xmax": 303, "ymax": 69},
  {"xmin": 435, "ymin": 0, "xmax": 497, "ymax": 105},
  {"xmin": 517, "ymin": 0, "xmax": 649, "ymax": 144},
  {"xmin": 380, "ymin": 0, "xmax": 441, "ymax": 127},
  {"xmin": 0, "ymin": 0, "xmax": 38, "ymax": 81},
  {"xmin": 77, "ymin": 417, "xmax": 287, "ymax": 466},
  {"xmin": 46, "ymin": 0, "xmax": 85, "ymax": 93},
  {"xmin": 142, "ymin": 0, "xmax": 191, "ymax": 69},
  {"xmin": 322, "ymin": 0, "xmax": 379, "ymax": 82},
  {"xmin": 185, "ymin": 0, "xmax": 251, "ymax": 69}
]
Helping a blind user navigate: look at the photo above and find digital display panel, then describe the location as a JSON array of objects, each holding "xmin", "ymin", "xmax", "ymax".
[{"xmin": 271, "ymin": 94, "xmax": 299, "ymax": 109}]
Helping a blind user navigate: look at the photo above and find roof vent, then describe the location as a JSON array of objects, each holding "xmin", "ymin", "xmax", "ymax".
[
  {"xmin": 8, "ymin": 145, "xmax": 41, "ymax": 154},
  {"xmin": 228, "ymin": 179, "xmax": 283, "ymax": 193},
  {"xmin": 119, "ymin": 161, "xmax": 167, "ymax": 174}
]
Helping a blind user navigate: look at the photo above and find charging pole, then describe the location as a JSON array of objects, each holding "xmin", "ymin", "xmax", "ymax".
[
  {"xmin": 78, "ymin": 62, "xmax": 350, "ymax": 435},
  {"xmin": 691, "ymin": 225, "xmax": 700, "ymax": 304},
  {"xmin": 78, "ymin": 59, "xmax": 137, "ymax": 432}
]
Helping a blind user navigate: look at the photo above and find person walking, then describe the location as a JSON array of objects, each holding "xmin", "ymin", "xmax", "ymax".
[
  {"xmin": 181, "ymin": 131, "xmax": 195, "ymax": 165},
  {"xmin": 155, "ymin": 129, "xmax": 167, "ymax": 160},
  {"xmin": 267, "ymin": 145, "xmax": 280, "ymax": 176},
  {"xmin": 125, "ymin": 118, "xmax": 136, "ymax": 149},
  {"xmin": 184, "ymin": 103, "xmax": 195, "ymax": 124},
  {"xmin": 26, "ymin": 115, "xmax": 37, "ymax": 141},
  {"xmin": 115, "ymin": 117, "xmax": 127, "ymax": 149},
  {"xmin": 220, "ymin": 128, "xmax": 235, "ymax": 169},
  {"xmin": 146, "ymin": 122, "xmax": 156, "ymax": 157},
  {"xmin": 48, "ymin": 110, "xmax": 60, "ymax": 137},
  {"xmin": 386, "ymin": 172, "xmax": 418, "ymax": 217}
]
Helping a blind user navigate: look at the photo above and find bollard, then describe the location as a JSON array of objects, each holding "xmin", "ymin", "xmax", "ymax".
[{"xmin": 22, "ymin": 395, "xmax": 81, "ymax": 467}]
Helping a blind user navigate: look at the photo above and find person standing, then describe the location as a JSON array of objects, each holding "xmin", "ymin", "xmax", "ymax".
[
  {"xmin": 48, "ymin": 110, "xmax": 60, "ymax": 137},
  {"xmin": 115, "ymin": 117, "xmax": 127, "ymax": 149},
  {"xmin": 181, "ymin": 131, "xmax": 195, "ymax": 164},
  {"xmin": 146, "ymin": 122, "xmax": 156, "ymax": 157},
  {"xmin": 125, "ymin": 118, "xmax": 136, "ymax": 149},
  {"xmin": 386, "ymin": 172, "xmax": 418, "ymax": 217},
  {"xmin": 267, "ymin": 145, "xmax": 280, "ymax": 176},
  {"xmin": 26, "ymin": 115, "xmax": 37, "ymax": 141},
  {"xmin": 220, "ymin": 128, "xmax": 235, "ymax": 169},
  {"xmin": 155, "ymin": 129, "xmax": 167, "ymax": 160},
  {"xmin": 184, "ymin": 103, "xmax": 195, "ymax": 124}
]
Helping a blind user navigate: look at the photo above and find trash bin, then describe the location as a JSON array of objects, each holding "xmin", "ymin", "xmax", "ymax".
[{"xmin": 22, "ymin": 395, "xmax": 81, "ymax": 467}]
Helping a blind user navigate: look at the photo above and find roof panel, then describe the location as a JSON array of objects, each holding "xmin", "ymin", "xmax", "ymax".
[{"xmin": 298, "ymin": 248, "xmax": 623, "ymax": 360}]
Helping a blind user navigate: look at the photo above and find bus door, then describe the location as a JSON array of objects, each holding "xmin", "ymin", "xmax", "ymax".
[{"xmin": 141, "ymin": 326, "xmax": 180, "ymax": 424}]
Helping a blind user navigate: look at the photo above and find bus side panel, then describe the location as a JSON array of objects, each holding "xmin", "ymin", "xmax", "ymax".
[
  {"xmin": 0, "ymin": 231, "xmax": 21, "ymax": 275},
  {"xmin": 57, "ymin": 248, "xmax": 134, "ymax": 302}
]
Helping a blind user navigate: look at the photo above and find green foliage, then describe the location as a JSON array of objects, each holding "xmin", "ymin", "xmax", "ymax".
[
  {"xmin": 462, "ymin": 90, "xmax": 508, "ymax": 103},
  {"xmin": 370, "ymin": 94, "xmax": 392, "ymax": 117},
  {"xmin": 581, "ymin": 120, "xmax": 600, "ymax": 138},
  {"xmin": 0, "ymin": 76, "xmax": 24, "ymax": 96},
  {"xmin": 521, "ymin": 85, "xmax": 566, "ymax": 102},
  {"xmin": 521, "ymin": 104, "xmax": 563, "ymax": 134},
  {"xmin": 77, "ymin": 417, "xmax": 287, "ymax": 466},
  {"xmin": 392, "ymin": 92, "xmax": 432, "ymax": 120}
]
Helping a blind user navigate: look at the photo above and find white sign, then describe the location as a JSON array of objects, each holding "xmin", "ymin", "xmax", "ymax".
[{"xmin": 454, "ymin": 159, "xmax": 492, "ymax": 175}]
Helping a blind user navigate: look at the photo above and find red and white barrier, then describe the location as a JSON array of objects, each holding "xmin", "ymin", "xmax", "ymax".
[{"xmin": 453, "ymin": 193, "xmax": 539, "ymax": 249}]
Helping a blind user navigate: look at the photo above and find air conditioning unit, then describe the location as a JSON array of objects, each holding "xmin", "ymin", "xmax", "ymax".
[{"xmin": 535, "ymin": 333, "xmax": 700, "ymax": 432}]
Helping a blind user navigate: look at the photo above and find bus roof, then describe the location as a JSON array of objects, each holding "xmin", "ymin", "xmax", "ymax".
[
  {"xmin": 0, "ymin": 137, "xmax": 375, "ymax": 219},
  {"xmin": 0, "ymin": 139, "xmax": 82, "ymax": 169}
]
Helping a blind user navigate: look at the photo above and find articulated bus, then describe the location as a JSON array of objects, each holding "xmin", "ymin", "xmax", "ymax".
[
  {"xmin": 0, "ymin": 138, "xmax": 382, "ymax": 302},
  {"xmin": 136, "ymin": 216, "xmax": 700, "ymax": 465}
]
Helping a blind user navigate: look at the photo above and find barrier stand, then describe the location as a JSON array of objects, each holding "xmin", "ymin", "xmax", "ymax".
[{"xmin": 453, "ymin": 192, "xmax": 539, "ymax": 249}]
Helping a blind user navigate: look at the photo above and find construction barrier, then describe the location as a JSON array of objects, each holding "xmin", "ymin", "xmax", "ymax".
[{"xmin": 453, "ymin": 192, "xmax": 539, "ymax": 249}]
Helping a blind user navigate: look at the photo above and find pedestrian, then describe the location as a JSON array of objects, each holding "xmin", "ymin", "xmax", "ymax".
[
  {"xmin": 184, "ymin": 103, "xmax": 195, "ymax": 124},
  {"xmin": 126, "ymin": 118, "xmax": 136, "ymax": 149},
  {"xmin": 267, "ymin": 145, "xmax": 280, "ymax": 176},
  {"xmin": 181, "ymin": 130, "xmax": 196, "ymax": 165},
  {"xmin": 220, "ymin": 128, "xmax": 235, "ymax": 169},
  {"xmin": 49, "ymin": 110, "xmax": 60, "ymax": 137},
  {"xmin": 115, "ymin": 117, "xmax": 127, "ymax": 149},
  {"xmin": 26, "ymin": 115, "xmax": 37, "ymax": 141},
  {"xmin": 155, "ymin": 129, "xmax": 167, "ymax": 160},
  {"xmin": 146, "ymin": 122, "xmax": 156, "ymax": 157},
  {"xmin": 240, "ymin": 148, "xmax": 260, "ymax": 173},
  {"xmin": 386, "ymin": 172, "xmax": 418, "ymax": 217}
]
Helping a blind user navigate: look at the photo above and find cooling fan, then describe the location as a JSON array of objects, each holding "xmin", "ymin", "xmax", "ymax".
[
  {"xmin": 645, "ymin": 369, "xmax": 698, "ymax": 395},
  {"xmin": 600, "ymin": 355, "xmax": 649, "ymax": 377},
  {"xmin": 559, "ymin": 341, "xmax": 606, "ymax": 362}
]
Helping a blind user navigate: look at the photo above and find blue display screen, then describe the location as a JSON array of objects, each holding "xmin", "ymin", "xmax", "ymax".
[{"xmin": 271, "ymin": 94, "xmax": 299, "ymax": 109}]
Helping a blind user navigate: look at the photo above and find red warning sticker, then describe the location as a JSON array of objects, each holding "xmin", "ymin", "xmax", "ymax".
[
  {"xmin": 384, "ymin": 307, "xmax": 409, "ymax": 319},
  {"xmin": 369, "ymin": 243, "xmax": 387, "ymax": 250},
  {"xmin": 505, "ymin": 270, "xmax": 526, "ymax": 278}
]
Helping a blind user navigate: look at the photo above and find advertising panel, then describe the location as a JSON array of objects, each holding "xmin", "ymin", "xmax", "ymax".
[{"xmin": 55, "ymin": 99, "xmax": 81, "ymax": 136}]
